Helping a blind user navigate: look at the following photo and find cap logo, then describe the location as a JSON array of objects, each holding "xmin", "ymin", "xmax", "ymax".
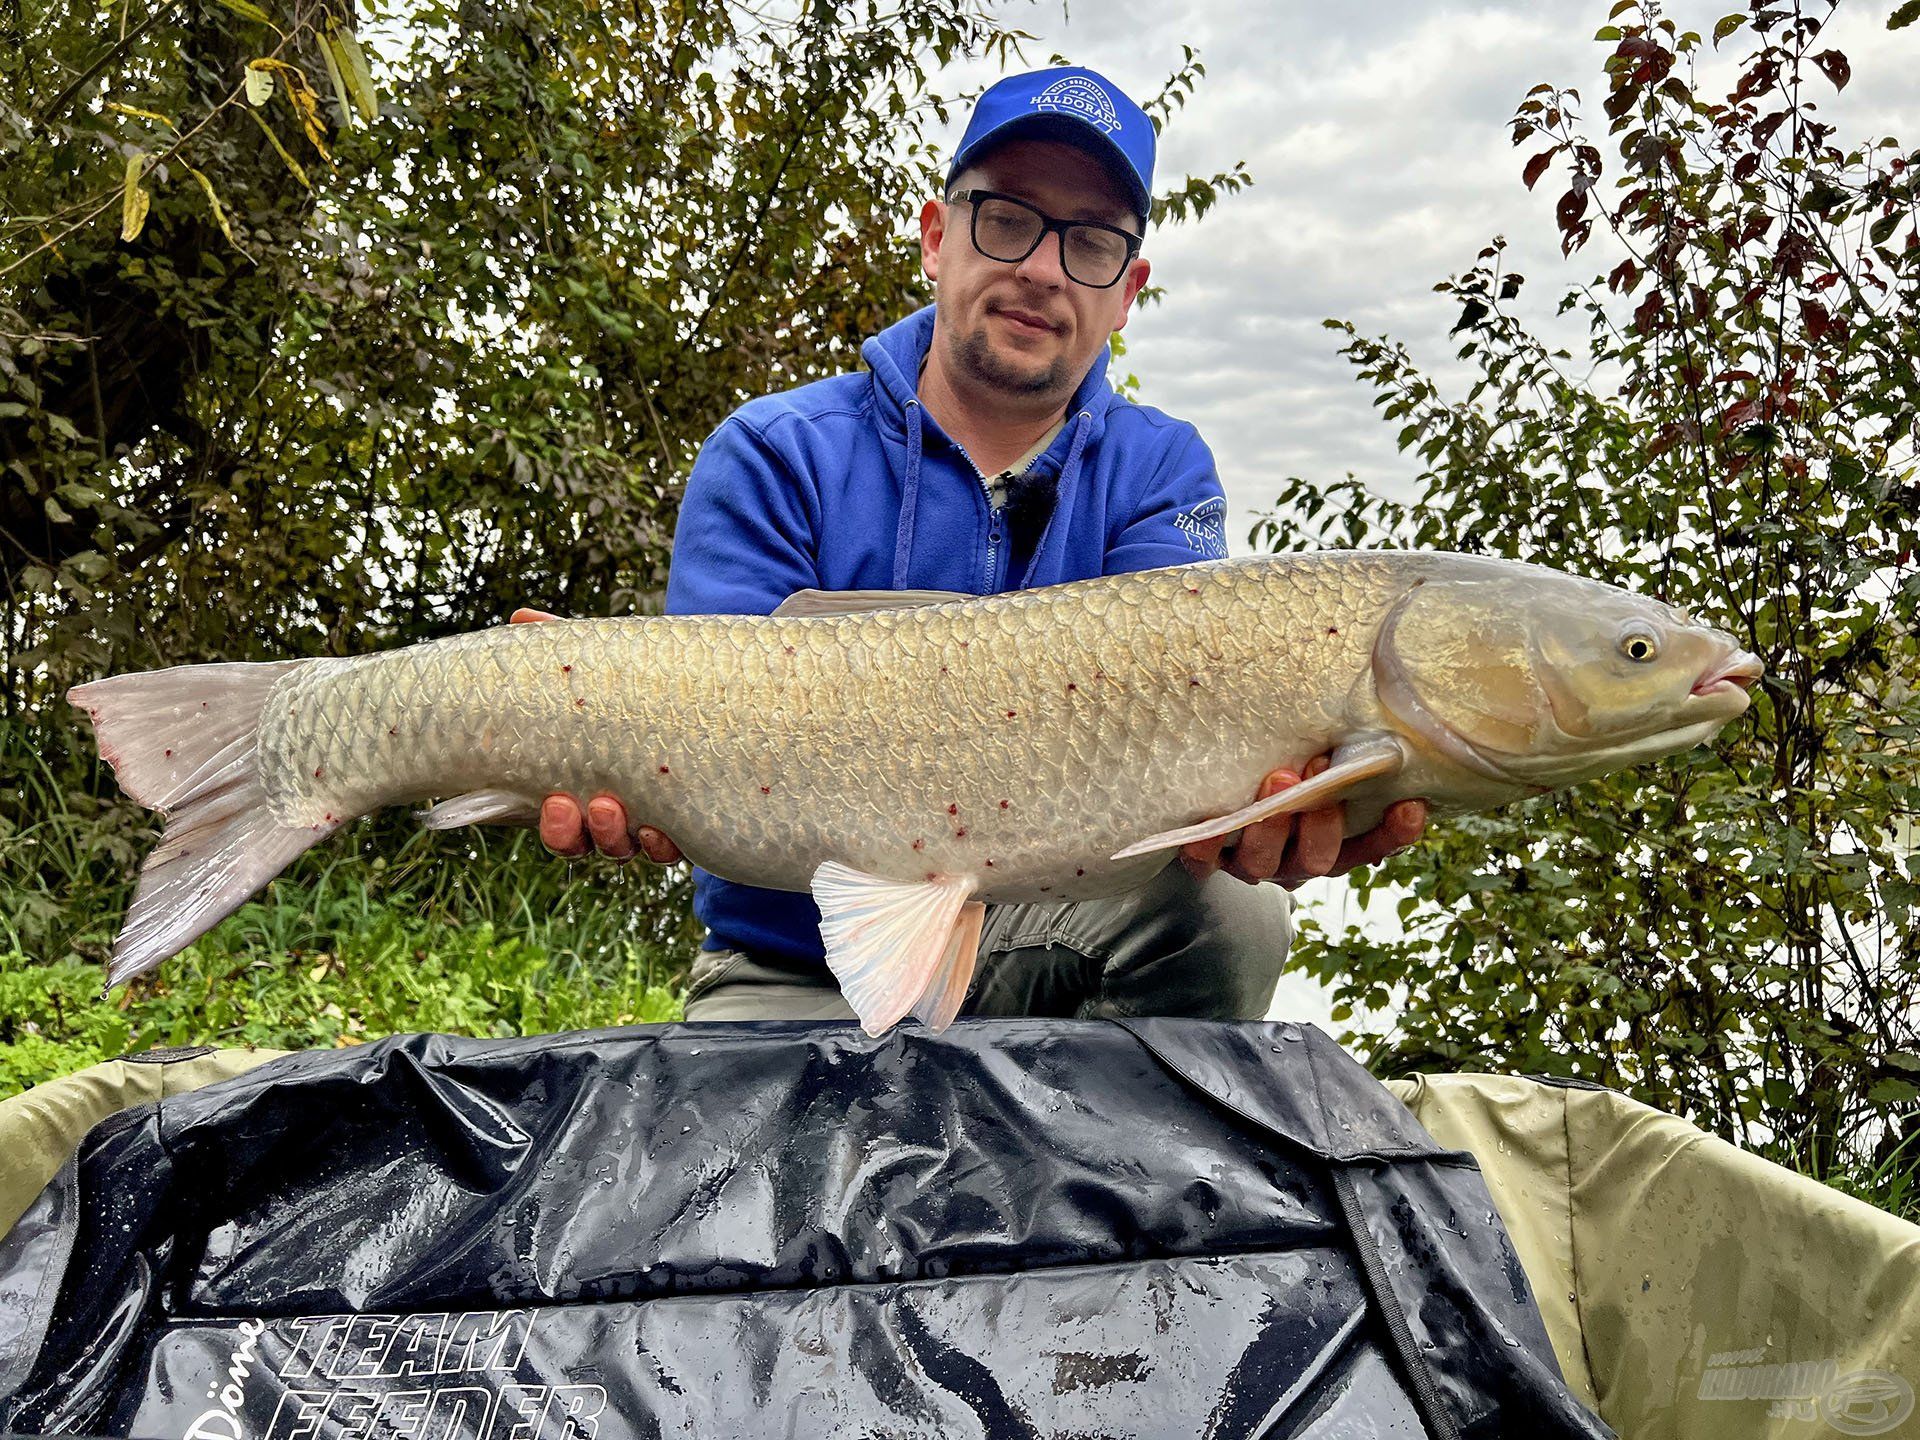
[{"xmin": 1029, "ymin": 75, "xmax": 1121, "ymax": 135}]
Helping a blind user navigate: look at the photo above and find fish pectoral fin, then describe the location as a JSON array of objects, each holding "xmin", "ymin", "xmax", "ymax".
[
  {"xmin": 1111, "ymin": 736, "xmax": 1410, "ymax": 861},
  {"xmin": 771, "ymin": 587, "xmax": 971, "ymax": 618},
  {"xmin": 811, "ymin": 862, "xmax": 981, "ymax": 1037},
  {"xmin": 416, "ymin": 789, "xmax": 543, "ymax": 830}
]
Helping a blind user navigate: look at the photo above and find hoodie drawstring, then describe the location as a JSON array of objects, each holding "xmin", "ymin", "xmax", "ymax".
[
  {"xmin": 1021, "ymin": 408, "xmax": 1093, "ymax": 585},
  {"xmin": 892, "ymin": 398, "xmax": 925, "ymax": 590}
]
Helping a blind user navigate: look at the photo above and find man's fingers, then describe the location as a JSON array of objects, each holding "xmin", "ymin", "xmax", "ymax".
[
  {"xmin": 587, "ymin": 795, "xmax": 636, "ymax": 860},
  {"xmin": 1221, "ymin": 768, "xmax": 1298, "ymax": 884},
  {"xmin": 1288, "ymin": 755, "xmax": 1346, "ymax": 878},
  {"xmin": 1181, "ymin": 831, "xmax": 1234, "ymax": 880},
  {"xmin": 509, "ymin": 607, "xmax": 560, "ymax": 624},
  {"xmin": 1329, "ymin": 798, "xmax": 1430, "ymax": 876},
  {"xmin": 539, "ymin": 795, "xmax": 589, "ymax": 857},
  {"xmin": 637, "ymin": 826, "xmax": 683, "ymax": 865}
]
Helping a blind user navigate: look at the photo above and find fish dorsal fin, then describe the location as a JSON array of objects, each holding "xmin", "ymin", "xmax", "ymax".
[
  {"xmin": 810, "ymin": 862, "xmax": 982, "ymax": 1035},
  {"xmin": 1110, "ymin": 736, "xmax": 1410, "ymax": 861},
  {"xmin": 772, "ymin": 588, "xmax": 970, "ymax": 619}
]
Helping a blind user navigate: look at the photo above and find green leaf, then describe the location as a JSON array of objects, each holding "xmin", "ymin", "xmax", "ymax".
[
  {"xmin": 209, "ymin": 0, "xmax": 273, "ymax": 22},
  {"xmin": 184, "ymin": 164, "xmax": 236, "ymax": 247},
  {"xmin": 243, "ymin": 107, "xmax": 309, "ymax": 189},
  {"xmin": 119, "ymin": 151, "xmax": 150, "ymax": 242},
  {"xmin": 1891, "ymin": 1, "xmax": 1920, "ymax": 30},
  {"xmin": 317, "ymin": 29, "xmax": 355, "ymax": 127},
  {"xmin": 244, "ymin": 61, "xmax": 275, "ymax": 107},
  {"xmin": 333, "ymin": 23, "xmax": 380, "ymax": 123}
]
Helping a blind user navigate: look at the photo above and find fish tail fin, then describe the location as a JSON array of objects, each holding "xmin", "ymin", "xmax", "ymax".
[{"xmin": 68, "ymin": 659, "xmax": 336, "ymax": 990}]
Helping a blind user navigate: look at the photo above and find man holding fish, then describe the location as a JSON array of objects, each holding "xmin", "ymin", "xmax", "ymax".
[{"xmin": 520, "ymin": 67, "xmax": 1430, "ymax": 1022}]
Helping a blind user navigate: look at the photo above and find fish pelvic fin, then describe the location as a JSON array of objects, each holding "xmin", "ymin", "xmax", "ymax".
[
  {"xmin": 68, "ymin": 659, "xmax": 337, "ymax": 991},
  {"xmin": 1111, "ymin": 735, "xmax": 1410, "ymax": 861},
  {"xmin": 810, "ymin": 862, "xmax": 982, "ymax": 1036},
  {"xmin": 417, "ymin": 789, "xmax": 543, "ymax": 830}
]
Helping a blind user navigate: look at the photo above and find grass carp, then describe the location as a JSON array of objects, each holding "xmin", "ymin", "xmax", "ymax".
[{"xmin": 69, "ymin": 551, "xmax": 1761, "ymax": 1034}]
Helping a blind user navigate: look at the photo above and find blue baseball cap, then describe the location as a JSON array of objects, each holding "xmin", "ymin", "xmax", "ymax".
[{"xmin": 946, "ymin": 67, "xmax": 1155, "ymax": 227}]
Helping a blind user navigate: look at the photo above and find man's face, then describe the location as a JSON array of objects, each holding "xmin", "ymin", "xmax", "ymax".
[{"xmin": 920, "ymin": 138, "xmax": 1151, "ymax": 406}]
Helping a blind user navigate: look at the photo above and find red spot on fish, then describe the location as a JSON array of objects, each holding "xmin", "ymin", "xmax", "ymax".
[
  {"xmin": 658, "ymin": 765, "xmax": 669, "ymax": 774},
  {"xmin": 164, "ymin": 748, "xmax": 172, "ymax": 756},
  {"xmin": 1187, "ymin": 585, "xmax": 1199, "ymax": 594},
  {"xmin": 947, "ymin": 804, "xmax": 958, "ymax": 815},
  {"xmin": 1067, "ymin": 682, "xmax": 1077, "ymax": 692},
  {"xmin": 1189, "ymin": 677, "xmax": 1202, "ymax": 687},
  {"xmin": 1076, "ymin": 867, "xmax": 1086, "ymax": 877},
  {"xmin": 760, "ymin": 785, "xmax": 771, "ymax": 795},
  {"xmin": 314, "ymin": 767, "xmax": 323, "ymax": 778},
  {"xmin": 984, "ymin": 858, "xmax": 994, "ymax": 867},
  {"xmin": 940, "ymin": 665, "xmax": 949, "ymax": 674},
  {"xmin": 959, "ymin": 640, "xmax": 970, "ymax": 648},
  {"xmin": 926, "ymin": 872, "xmax": 937, "ymax": 882},
  {"xmin": 388, "ymin": 726, "xmax": 397, "ymax": 736},
  {"xmin": 912, "ymin": 838, "xmax": 924, "ymax": 851},
  {"xmin": 1327, "ymin": 626, "xmax": 1339, "ymax": 636},
  {"xmin": 783, "ymin": 645, "xmax": 796, "ymax": 655},
  {"xmin": 999, "ymin": 799, "xmax": 1010, "ymax": 809},
  {"xmin": 324, "ymin": 813, "xmax": 333, "ymax": 822},
  {"xmin": 955, "ymin": 827, "xmax": 968, "ymax": 837},
  {"xmin": 575, "ymin": 698, "xmax": 586, "ymax": 707},
  {"xmin": 562, "ymin": 664, "xmax": 572, "ymax": 672},
  {"xmin": 1006, "ymin": 710, "xmax": 1017, "ymax": 719},
  {"xmin": 200, "ymin": 701, "xmax": 207, "ymax": 708}
]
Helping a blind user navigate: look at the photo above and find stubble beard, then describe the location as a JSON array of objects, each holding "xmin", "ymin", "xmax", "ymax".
[{"xmin": 952, "ymin": 322, "xmax": 1072, "ymax": 399}]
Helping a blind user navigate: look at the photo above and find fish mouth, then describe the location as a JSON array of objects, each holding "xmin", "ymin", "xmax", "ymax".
[{"xmin": 1692, "ymin": 649, "xmax": 1763, "ymax": 697}]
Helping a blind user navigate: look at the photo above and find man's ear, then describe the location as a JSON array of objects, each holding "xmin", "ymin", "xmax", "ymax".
[
  {"xmin": 1113, "ymin": 256, "xmax": 1152, "ymax": 332},
  {"xmin": 920, "ymin": 199, "xmax": 948, "ymax": 280}
]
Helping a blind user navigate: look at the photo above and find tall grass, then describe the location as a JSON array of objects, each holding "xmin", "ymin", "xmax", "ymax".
[{"xmin": 0, "ymin": 716, "xmax": 699, "ymax": 1094}]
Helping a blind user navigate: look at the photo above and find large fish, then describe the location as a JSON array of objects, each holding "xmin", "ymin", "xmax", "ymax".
[{"xmin": 70, "ymin": 552, "xmax": 1760, "ymax": 1034}]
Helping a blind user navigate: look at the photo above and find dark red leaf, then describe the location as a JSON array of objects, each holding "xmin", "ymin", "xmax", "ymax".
[
  {"xmin": 1812, "ymin": 49, "xmax": 1851, "ymax": 91},
  {"xmin": 1633, "ymin": 289, "xmax": 1664, "ymax": 334},
  {"xmin": 1607, "ymin": 257, "xmax": 1639, "ymax": 293},
  {"xmin": 1556, "ymin": 187, "xmax": 1590, "ymax": 230},
  {"xmin": 1523, "ymin": 149, "xmax": 1556, "ymax": 190}
]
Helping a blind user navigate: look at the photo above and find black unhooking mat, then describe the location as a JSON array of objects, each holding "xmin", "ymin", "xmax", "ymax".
[{"xmin": 0, "ymin": 1019, "xmax": 1611, "ymax": 1438}]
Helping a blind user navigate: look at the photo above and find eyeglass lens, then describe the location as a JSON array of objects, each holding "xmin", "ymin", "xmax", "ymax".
[{"xmin": 971, "ymin": 196, "xmax": 1132, "ymax": 287}]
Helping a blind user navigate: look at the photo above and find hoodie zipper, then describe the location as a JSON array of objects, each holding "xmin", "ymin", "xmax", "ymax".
[{"xmin": 984, "ymin": 478, "xmax": 1005, "ymax": 591}]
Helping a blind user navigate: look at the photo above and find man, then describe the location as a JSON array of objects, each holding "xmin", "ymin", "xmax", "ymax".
[{"xmin": 517, "ymin": 66, "xmax": 1427, "ymax": 1020}]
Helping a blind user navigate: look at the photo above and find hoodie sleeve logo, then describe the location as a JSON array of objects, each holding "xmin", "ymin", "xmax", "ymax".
[
  {"xmin": 1029, "ymin": 76, "xmax": 1122, "ymax": 134},
  {"xmin": 1173, "ymin": 497, "xmax": 1228, "ymax": 559}
]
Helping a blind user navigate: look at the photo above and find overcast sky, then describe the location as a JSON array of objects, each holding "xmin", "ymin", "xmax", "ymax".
[
  {"xmin": 931, "ymin": 1, "xmax": 1920, "ymax": 546},
  {"xmin": 932, "ymin": 1, "xmax": 1920, "ymax": 1025}
]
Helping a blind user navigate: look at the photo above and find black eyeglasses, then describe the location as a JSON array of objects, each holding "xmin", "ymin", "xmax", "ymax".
[{"xmin": 946, "ymin": 189, "xmax": 1143, "ymax": 289}]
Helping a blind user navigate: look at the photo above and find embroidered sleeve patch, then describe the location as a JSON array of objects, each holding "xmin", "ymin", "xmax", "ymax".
[{"xmin": 1172, "ymin": 497, "xmax": 1228, "ymax": 559}]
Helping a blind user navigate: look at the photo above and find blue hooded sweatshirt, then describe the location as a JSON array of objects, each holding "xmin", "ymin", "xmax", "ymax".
[{"xmin": 663, "ymin": 303, "xmax": 1231, "ymax": 969}]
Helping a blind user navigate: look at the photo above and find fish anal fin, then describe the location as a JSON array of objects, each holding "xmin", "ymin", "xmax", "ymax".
[
  {"xmin": 772, "ymin": 588, "xmax": 970, "ymax": 619},
  {"xmin": 417, "ymin": 789, "xmax": 542, "ymax": 830},
  {"xmin": 1112, "ymin": 736, "xmax": 1409, "ymax": 861},
  {"xmin": 908, "ymin": 900, "xmax": 985, "ymax": 1032},
  {"xmin": 810, "ymin": 862, "xmax": 978, "ymax": 1036}
]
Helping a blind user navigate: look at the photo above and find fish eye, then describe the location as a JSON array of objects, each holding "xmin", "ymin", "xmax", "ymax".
[{"xmin": 1619, "ymin": 627, "xmax": 1660, "ymax": 663}]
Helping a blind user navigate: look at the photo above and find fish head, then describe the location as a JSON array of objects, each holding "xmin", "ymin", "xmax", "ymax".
[{"xmin": 1374, "ymin": 570, "xmax": 1762, "ymax": 791}]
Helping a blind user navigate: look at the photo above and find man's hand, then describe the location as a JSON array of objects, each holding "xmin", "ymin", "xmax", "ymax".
[
  {"xmin": 509, "ymin": 607, "xmax": 684, "ymax": 865},
  {"xmin": 1181, "ymin": 754, "xmax": 1428, "ymax": 889}
]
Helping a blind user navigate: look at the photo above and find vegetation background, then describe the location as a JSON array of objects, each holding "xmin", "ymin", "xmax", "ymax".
[{"xmin": 1, "ymin": 0, "xmax": 1914, "ymax": 1216}]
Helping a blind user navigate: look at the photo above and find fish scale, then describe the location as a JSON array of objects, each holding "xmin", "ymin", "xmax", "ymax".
[{"xmin": 69, "ymin": 550, "xmax": 1760, "ymax": 1032}]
